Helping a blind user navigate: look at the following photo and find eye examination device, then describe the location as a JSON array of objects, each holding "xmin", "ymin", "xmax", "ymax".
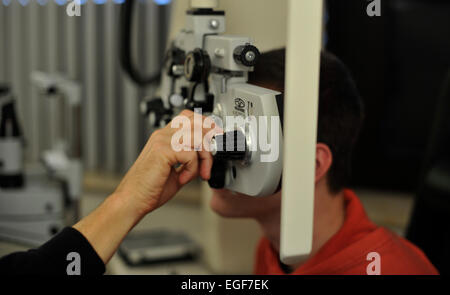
[
  {"xmin": 120, "ymin": 0, "xmax": 323, "ymax": 264},
  {"xmin": 124, "ymin": 0, "xmax": 283, "ymax": 197}
]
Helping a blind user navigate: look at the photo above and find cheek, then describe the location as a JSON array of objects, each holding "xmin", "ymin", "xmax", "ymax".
[
  {"xmin": 209, "ymin": 190, "xmax": 255, "ymax": 217},
  {"xmin": 209, "ymin": 193, "xmax": 229, "ymax": 216},
  {"xmin": 209, "ymin": 189, "xmax": 280, "ymax": 218}
]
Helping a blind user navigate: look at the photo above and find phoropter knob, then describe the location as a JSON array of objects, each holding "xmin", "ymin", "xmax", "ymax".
[
  {"xmin": 233, "ymin": 44, "xmax": 260, "ymax": 67},
  {"xmin": 208, "ymin": 159, "xmax": 227, "ymax": 189},
  {"xmin": 210, "ymin": 130, "xmax": 247, "ymax": 161},
  {"xmin": 184, "ymin": 49, "xmax": 211, "ymax": 82}
]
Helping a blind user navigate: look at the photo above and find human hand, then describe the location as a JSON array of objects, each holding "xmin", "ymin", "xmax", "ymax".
[{"xmin": 113, "ymin": 109, "xmax": 218, "ymax": 218}]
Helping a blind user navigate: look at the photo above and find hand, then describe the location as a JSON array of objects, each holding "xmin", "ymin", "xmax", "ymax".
[
  {"xmin": 114, "ymin": 109, "xmax": 217, "ymax": 218},
  {"xmin": 74, "ymin": 110, "xmax": 218, "ymax": 264}
]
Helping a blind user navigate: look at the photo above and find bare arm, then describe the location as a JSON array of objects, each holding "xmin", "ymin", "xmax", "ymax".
[{"xmin": 73, "ymin": 110, "xmax": 216, "ymax": 264}]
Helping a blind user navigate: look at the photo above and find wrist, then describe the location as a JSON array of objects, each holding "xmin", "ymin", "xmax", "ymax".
[
  {"xmin": 109, "ymin": 191, "xmax": 156, "ymax": 223},
  {"xmin": 72, "ymin": 192, "xmax": 146, "ymax": 264}
]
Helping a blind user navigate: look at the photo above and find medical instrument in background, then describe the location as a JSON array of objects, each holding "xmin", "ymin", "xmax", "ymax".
[
  {"xmin": 120, "ymin": 0, "xmax": 322, "ymax": 264},
  {"xmin": 0, "ymin": 83, "xmax": 64, "ymax": 246},
  {"xmin": 0, "ymin": 75, "xmax": 83, "ymax": 246},
  {"xmin": 0, "ymin": 85, "xmax": 24, "ymax": 189},
  {"xmin": 30, "ymin": 71, "xmax": 83, "ymax": 206},
  {"xmin": 119, "ymin": 229, "xmax": 199, "ymax": 266}
]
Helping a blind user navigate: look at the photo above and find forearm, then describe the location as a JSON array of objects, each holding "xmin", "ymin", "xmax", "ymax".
[
  {"xmin": 73, "ymin": 111, "xmax": 213, "ymax": 265},
  {"xmin": 73, "ymin": 193, "xmax": 145, "ymax": 264}
]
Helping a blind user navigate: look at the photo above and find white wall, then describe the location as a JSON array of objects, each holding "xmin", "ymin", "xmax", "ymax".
[{"xmin": 170, "ymin": 0, "xmax": 287, "ymax": 52}]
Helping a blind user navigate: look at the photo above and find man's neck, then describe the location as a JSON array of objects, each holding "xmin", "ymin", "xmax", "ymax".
[
  {"xmin": 255, "ymin": 185, "xmax": 346, "ymax": 270},
  {"xmin": 310, "ymin": 187, "xmax": 346, "ymax": 257}
]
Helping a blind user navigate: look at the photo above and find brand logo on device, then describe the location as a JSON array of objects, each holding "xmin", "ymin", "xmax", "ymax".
[{"xmin": 235, "ymin": 98, "xmax": 246, "ymax": 111}]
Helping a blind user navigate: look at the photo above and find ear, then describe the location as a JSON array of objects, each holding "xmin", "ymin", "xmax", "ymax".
[{"xmin": 315, "ymin": 143, "xmax": 333, "ymax": 183}]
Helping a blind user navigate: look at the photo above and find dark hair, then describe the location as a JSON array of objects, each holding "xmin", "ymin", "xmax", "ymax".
[{"xmin": 248, "ymin": 49, "xmax": 364, "ymax": 193}]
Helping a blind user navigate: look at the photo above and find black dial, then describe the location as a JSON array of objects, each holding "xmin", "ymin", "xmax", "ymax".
[
  {"xmin": 211, "ymin": 130, "xmax": 247, "ymax": 161},
  {"xmin": 233, "ymin": 44, "xmax": 260, "ymax": 67},
  {"xmin": 184, "ymin": 49, "xmax": 211, "ymax": 82},
  {"xmin": 208, "ymin": 159, "xmax": 227, "ymax": 189}
]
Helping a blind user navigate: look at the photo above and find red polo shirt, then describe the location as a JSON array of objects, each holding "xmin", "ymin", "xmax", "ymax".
[{"xmin": 254, "ymin": 189, "xmax": 438, "ymax": 275}]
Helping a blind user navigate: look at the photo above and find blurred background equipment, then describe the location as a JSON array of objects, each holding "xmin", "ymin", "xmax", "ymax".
[
  {"xmin": 30, "ymin": 71, "xmax": 83, "ymax": 207},
  {"xmin": 0, "ymin": 83, "xmax": 66, "ymax": 246},
  {"xmin": 0, "ymin": 0, "xmax": 171, "ymax": 174},
  {"xmin": 119, "ymin": 229, "xmax": 199, "ymax": 266},
  {"xmin": 0, "ymin": 74, "xmax": 83, "ymax": 246},
  {"xmin": 0, "ymin": 84, "xmax": 24, "ymax": 189}
]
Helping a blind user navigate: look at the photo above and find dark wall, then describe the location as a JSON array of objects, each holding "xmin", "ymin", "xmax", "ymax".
[{"xmin": 326, "ymin": 0, "xmax": 450, "ymax": 192}]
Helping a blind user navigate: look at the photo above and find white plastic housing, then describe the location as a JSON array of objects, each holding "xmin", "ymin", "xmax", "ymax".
[
  {"xmin": 280, "ymin": 0, "xmax": 323, "ymax": 265},
  {"xmin": 205, "ymin": 35, "xmax": 252, "ymax": 72}
]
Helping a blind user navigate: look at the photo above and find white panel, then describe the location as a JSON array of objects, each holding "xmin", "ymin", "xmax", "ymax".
[{"xmin": 280, "ymin": 0, "xmax": 323, "ymax": 265}]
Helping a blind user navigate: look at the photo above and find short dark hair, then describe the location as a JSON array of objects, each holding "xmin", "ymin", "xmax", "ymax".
[{"xmin": 248, "ymin": 49, "xmax": 364, "ymax": 193}]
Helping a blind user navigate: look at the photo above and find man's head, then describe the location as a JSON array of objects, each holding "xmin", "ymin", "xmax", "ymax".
[{"xmin": 210, "ymin": 49, "xmax": 364, "ymax": 218}]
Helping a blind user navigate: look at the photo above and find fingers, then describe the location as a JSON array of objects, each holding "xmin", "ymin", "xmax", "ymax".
[
  {"xmin": 179, "ymin": 111, "xmax": 215, "ymax": 181},
  {"xmin": 198, "ymin": 150, "xmax": 213, "ymax": 180},
  {"xmin": 151, "ymin": 109, "xmax": 218, "ymax": 184},
  {"xmin": 174, "ymin": 151, "xmax": 199, "ymax": 185},
  {"xmin": 168, "ymin": 109, "xmax": 217, "ymax": 138}
]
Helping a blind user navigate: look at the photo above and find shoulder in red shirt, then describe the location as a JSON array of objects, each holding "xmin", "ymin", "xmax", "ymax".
[{"xmin": 254, "ymin": 189, "xmax": 439, "ymax": 275}]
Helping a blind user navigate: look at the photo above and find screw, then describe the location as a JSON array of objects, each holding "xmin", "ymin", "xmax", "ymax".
[
  {"xmin": 209, "ymin": 19, "xmax": 220, "ymax": 30},
  {"xmin": 245, "ymin": 51, "xmax": 256, "ymax": 62}
]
